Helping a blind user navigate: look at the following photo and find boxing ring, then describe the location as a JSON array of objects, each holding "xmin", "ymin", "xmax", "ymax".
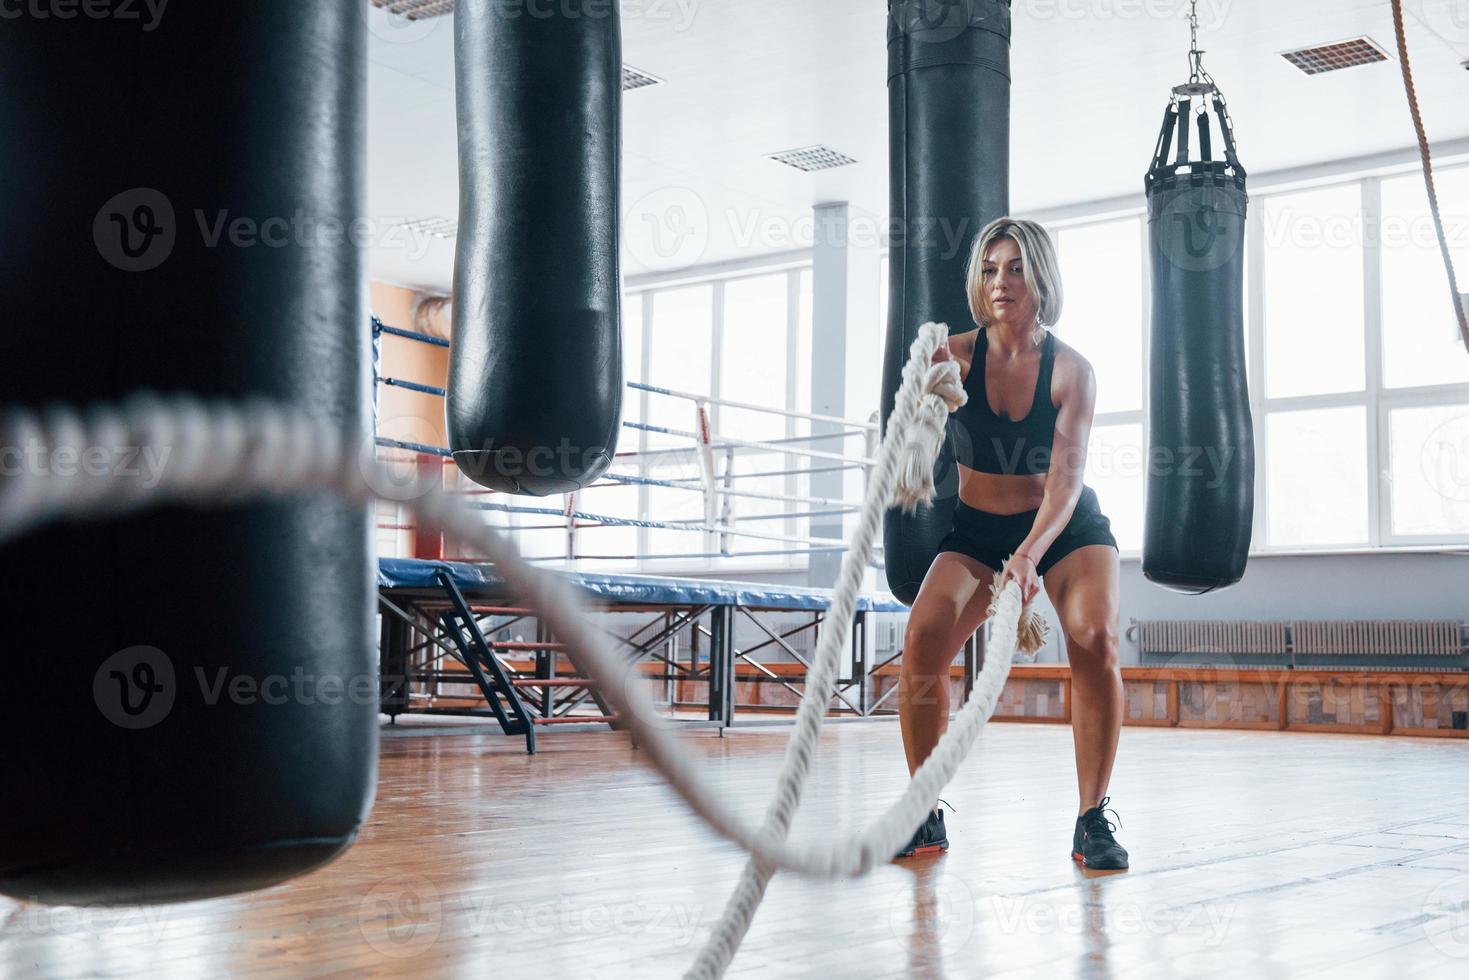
[
  {"xmin": 371, "ymin": 316, "xmax": 885, "ymax": 568},
  {"xmin": 372, "ymin": 315, "xmax": 912, "ymax": 749},
  {"xmin": 376, "ymin": 558, "xmax": 908, "ymax": 752}
]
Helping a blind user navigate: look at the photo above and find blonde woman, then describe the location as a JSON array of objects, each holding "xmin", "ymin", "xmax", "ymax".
[{"xmin": 894, "ymin": 218, "xmax": 1128, "ymax": 870}]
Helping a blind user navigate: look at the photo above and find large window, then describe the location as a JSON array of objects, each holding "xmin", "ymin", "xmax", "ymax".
[
  {"xmin": 1057, "ymin": 218, "xmax": 1148, "ymax": 552},
  {"xmin": 1381, "ymin": 168, "xmax": 1469, "ymax": 390},
  {"xmin": 591, "ymin": 266, "xmax": 813, "ymax": 572},
  {"xmin": 1252, "ymin": 168, "xmax": 1468, "ymax": 548},
  {"xmin": 1262, "ymin": 185, "xmax": 1366, "ymax": 398},
  {"xmin": 1057, "ymin": 219, "xmax": 1145, "ymax": 415}
]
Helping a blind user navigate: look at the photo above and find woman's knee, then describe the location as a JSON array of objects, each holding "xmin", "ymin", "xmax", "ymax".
[
  {"xmin": 902, "ymin": 617, "xmax": 958, "ymax": 673},
  {"xmin": 1066, "ymin": 620, "xmax": 1120, "ymax": 671}
]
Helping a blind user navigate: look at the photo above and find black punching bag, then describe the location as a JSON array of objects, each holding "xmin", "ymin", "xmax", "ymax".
[
  {"xmin": 882, "ymin": 0, "xmax": 1012, "ymax": 604},
  {"xmin": 0, "ymin": 6, "xmax": 375, "ymax": 903},
  {"xmin": 1142, "ymin": 85, "xmax": 1255, "ymax": 592},
  {"xmin": 450, "ymin": 1, "xmax": 623, "ymax": 496}
]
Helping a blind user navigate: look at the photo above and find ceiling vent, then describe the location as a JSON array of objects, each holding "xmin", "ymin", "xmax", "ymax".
[
  {"xmin": 767, "ymin": 145, "xmax": 859, "ymax": 173},
  {"xmin": 623, "ymin": 65, "xmax": 664, "ymax": 91},
  {"xmin": 371, "ymin": 0, "xmax": 454, "ymax": 19},
  {"xmin": 1280, "ymin": 37, "xmax": 1390, "ymax": 76},
  {"xmin": 398, "ymin": 216, "xmax": 458, "ymax": 240}
]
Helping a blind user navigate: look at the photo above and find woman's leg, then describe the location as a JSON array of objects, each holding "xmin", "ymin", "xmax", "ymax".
[
  {"xmin": 899, "ymin": 552, "xmax": 998, "ymax": 776},
  {"xmin": 1040, "ymin": 544, "xmax": 1123, "ymax": 813}
]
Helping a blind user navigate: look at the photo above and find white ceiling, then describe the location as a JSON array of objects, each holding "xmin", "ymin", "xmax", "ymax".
[{"xmin": 364, "ymin": 0, "xmax": 1469, "ymax": 292}]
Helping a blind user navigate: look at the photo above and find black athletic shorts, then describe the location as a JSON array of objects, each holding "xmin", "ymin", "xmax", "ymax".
[{"xmin": 937, "ymin": 485, "xmax": 1119, "ymax": 576}]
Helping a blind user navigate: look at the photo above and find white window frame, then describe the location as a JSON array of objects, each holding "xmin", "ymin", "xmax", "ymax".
[{"xmin": 623, "ymin": 253, "xmax": 816, "ymax": 575}]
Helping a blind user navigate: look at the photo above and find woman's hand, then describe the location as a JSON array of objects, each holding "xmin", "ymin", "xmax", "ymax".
[
  {"xmin": 1001, "ymin": 553, "xmax": 1041, "ymax": 604},
  {"xmin": 931, "ymin": 334, "xmax": 953, "ymax": 365}
]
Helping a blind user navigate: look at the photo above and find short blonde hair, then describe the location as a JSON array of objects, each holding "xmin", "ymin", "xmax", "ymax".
[{"xmin": 964, "ymin": 217, "xmax": 1064, "ymax": 328}]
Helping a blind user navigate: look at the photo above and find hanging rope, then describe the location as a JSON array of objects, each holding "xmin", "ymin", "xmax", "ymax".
[
  {"xmin": 1390, "ymin": 0, "xmax": 1469, "ymax": 356},
  {"xmin": 0, "ymin": 322, "xmax": 1047, "ymax": 976}
]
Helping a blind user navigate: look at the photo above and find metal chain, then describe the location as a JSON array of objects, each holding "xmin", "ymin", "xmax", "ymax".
[
  {"xmin": 1188, "ymin": 0, "xmax": 1203, "ymax": 82},
  {"xmin": 1172, "ymin": 0, "xmax": 1242, "ymax": 172}
]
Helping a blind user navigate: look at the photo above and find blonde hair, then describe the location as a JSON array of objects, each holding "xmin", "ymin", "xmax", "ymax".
[{"xmin": 964, "ymin": 217, "xmax": 1064, "ymax": 329}]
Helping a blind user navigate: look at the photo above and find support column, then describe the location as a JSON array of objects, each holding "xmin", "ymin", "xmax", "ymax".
[{"xmin": 809, "ymin": 202, "xmax": 883, "ymax": 590}]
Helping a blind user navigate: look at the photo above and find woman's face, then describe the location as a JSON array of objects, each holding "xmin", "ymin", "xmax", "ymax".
[{"xmin": 981, "ymin": 237, "xmax": 1038, "ymax": 328}]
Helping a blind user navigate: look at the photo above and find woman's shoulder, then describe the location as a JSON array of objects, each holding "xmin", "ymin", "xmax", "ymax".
[
  {"xmin": 1047, "ymin": 332, "xmax": 1096, "ymax": 405},
  {"xmin": 949, "ymin": 327, "xmax": 980, "ymax": 380}
]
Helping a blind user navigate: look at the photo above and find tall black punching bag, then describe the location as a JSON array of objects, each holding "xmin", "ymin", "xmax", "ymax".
[
  {"xmin": 0, "ymin": 6, "xmax": 375, "ymax": 903},
  {"xmin": 882, "ymin": 0, "xmax": 1012, "ymax": 604},
  {"xmin": 450, "ymin": 1, "xmax": 623, "ymax": 496},
  {"xmin": 1142, "ymin": 84, "xmax": 1254, "ymax": 592}
]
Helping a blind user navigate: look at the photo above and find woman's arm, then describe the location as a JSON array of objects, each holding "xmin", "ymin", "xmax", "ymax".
[{"xmin": 1014, "ymin": 348, "xmax": 1097, "ymax": 566}]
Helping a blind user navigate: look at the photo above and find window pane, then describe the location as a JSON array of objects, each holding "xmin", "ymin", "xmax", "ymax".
[
  {"xmin": 621, "ymin": 292, "xmax": 644, "ymax": 437},
  {"xmin": 720, "ymin": 274, "xmax": 789, "ymax": 445},
  {"xmin": 1085, "ymin": 423, "xmax": 1145, "ymax": 552},
  {"xmin": 580, "ymin": 480, "xmax": 641, "ymax": 564},
  {"xmin": 1267, "ymin": 406, "xmax": 1368, "ymax": 546},
  {"xmin": 1389, "ymin": 404, "xmax": 1469, "ymax": 537},
  {"xmin": 623, "ymin": 292, "xmax": 643, "ymax": 381},
  {"xmin": 720, "ymin": 466, "xmax": 789, "ymax": 563},
  {"xmin": 1263, "ymin": 185, "xmax": 1365, "ymax": 397},
  {"xmin": 1380, "ymin": 167, "xmax": 1469, "ymax": 389},
  {"xmin": 515, "ymin": 497, "xmax": 569, "ymax": 562},
  {"xmin": 647, "ymin": 285, "xmax": 712, "ymax": 451},
  {"xmin": 645, "ymin": 458, "xmax": 708, "ymax": 562},
  {"xmin": 1057, "ymin": 219, "xmax": 1145, "ymax": 414}
]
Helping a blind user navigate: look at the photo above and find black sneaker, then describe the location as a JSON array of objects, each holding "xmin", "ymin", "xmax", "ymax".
[
  {"xmin": 1072, "ymin": 797, "xmax": 1129, "ymax": 870},
  {"xmin": 894, "ymin": 801, "xmax": 951, "ymax": 859}
]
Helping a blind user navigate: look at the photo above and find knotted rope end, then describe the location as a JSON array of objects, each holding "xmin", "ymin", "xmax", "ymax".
[{"xmin": 987, "ymin": 556, "xmax": 1050, "ymax": 658}]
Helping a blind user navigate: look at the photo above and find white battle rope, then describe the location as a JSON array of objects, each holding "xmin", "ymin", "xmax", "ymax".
[{"xmin": 0, "ymin": 322, "xmax": 1044, "ymax": 978}]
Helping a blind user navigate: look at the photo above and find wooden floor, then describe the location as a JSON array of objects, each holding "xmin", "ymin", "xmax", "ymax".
[{"xmin": 4, "ymin": 719, "xmax": 1469, "ymax": 978}]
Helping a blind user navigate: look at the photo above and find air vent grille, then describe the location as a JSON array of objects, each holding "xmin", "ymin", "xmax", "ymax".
[
  {"xmin": 1281, "ymin": 37, "xmax": 1389, "ymax": 75},
  {"xmin": 399, "ymin": 216, "xmax": 458, "ymax": 240},
  {"xmin": 371, "ymin": 0, "xmax": 455, "ymax": 19},
  {"xmin": 767, "ymin": 145, "xmax": 858, "ymax": 173},
  {"xmin": 623, "ymin": 65, "xmax": 664, "ymax": 91}
]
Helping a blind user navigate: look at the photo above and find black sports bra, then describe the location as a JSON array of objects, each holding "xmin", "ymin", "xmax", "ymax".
[{"xmin": 951, "ymin": 327, "xmax": 1059, "ymax": 476}]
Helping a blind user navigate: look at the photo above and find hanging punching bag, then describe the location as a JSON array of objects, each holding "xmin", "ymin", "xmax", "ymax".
[
  {"xmin": 450, "ymin": 1, "xmax": 623, "ymax": 496},
  {"xmin": 882, "ymin": 0, "xmax": 1012, "ymax": 604},
  {"xmin": 1142, "ymin": 84, "xmax": 1255, "ymax": 592},
  {"xmin": 0, "ymin": 5, "xmax": 375, "ymax": 903}
]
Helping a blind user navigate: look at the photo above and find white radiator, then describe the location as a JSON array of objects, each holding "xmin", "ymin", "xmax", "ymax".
[
  {"xmin": 1133, "ymin": 620, "xmax": 1288, "ymax": 656},
  {"xmin": 1130, "ymin": 619, "xmax": 1466, "ymax": 659},
  {"xmin": 1292, "ymin": 620, "xmax": 1462, "ymax": 657}
]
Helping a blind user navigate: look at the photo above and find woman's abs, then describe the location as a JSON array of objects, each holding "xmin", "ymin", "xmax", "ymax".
[{"xmin": 956, "ymin": 464, "xmax": 1047, "ymax": 516}]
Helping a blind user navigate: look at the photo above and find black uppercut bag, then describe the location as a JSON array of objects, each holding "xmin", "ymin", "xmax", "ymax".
[
  {"xmin": 1142, "ymin": 84, "xmax": 1255, "ymax": 593},
  {"xmin": 0, "ymin": 4, "xmax": 376, "ymax": 903},
  {"xmin": 881, "ymin": 0, "xmax": 1012, "ymax": 605},
  {"xmin": 449, "ymin": 0, "xmax": 624, "ymax": 496}
]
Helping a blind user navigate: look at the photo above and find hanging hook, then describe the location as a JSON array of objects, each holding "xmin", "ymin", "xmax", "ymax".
[{"xmin": 1187, "ymin": 0, "xmax": 1208, "ymax": 84}]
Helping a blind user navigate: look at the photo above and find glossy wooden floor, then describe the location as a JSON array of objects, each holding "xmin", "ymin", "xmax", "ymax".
[{"xmin": 5, "ymin": 719, "xmax": 1468, "ymax": 978}]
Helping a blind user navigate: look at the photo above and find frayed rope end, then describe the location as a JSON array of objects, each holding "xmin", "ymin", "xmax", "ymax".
[{"xmin": 986, "ymin": 555, "xmax": 1050, "ymax": 657}]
